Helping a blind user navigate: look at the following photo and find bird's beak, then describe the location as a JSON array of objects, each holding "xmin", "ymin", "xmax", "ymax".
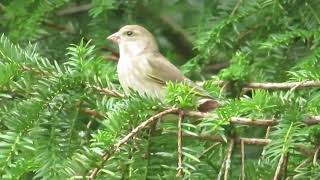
[{"xmin": 107, "ymin": 32, "xmax": 120, "ymax": 43}]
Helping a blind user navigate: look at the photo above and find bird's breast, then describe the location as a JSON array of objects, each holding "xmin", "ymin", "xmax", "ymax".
[{"xmin": 117, "ymin": 56, "xmax": 165, "ymax": 99}]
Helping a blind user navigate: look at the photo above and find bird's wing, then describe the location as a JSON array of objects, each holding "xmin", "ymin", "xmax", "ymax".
[
  {"xmin": 145, "ymin": 52, "xmax": 211, "ymax": 98},
  {"xmin": 146, "ymin": 53, "xmax": 186, "ymax": 83}
]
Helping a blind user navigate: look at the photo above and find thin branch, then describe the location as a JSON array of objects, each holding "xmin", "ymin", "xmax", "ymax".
[
  {"xmin": 176, "ymin": 111, "xmax": 184, "ymax": 177},
  {"xmin": 199, "ymin": 80, "xmax": 320, "ymax": 90},
  {"xmin": 83, "ymin": 107, "xmax": 283, "ymax": 127},
  {"xmin": 183, "ymin": 110, "xmax": 210, "ymax": 118},
  {"xmin": 259, "ymin": 126, "xmax": 271, "ymax": 165},
  {"xmin": 313, "ymin": 146, "xmax": 320, "ymax": 165},
  {"xmin": 183, "ymin": 111, "xmax": 278, "ymax": 126},
  {"xmin": 92, "ymin": 86, "xmax": 124, "ymax": 97},
  {"xmin": 241, "ymin": 140, "xmax": 245, "ymax": 180},
  {"xmin": 218, "ymin": 139, "xmax": 235, "ymax": 180},
  {"xmin": 21, "ymin": 64, "xmax": 47, "ymax": 75},
  {"xmin": 239, "ymin": 137, "xmax": 271, "ymax": 145},
  {"xmin": 185, "ymin": 110, "xmax": 320, "ymax": 126},
  {"xmin": 198, "ymin": 142, "xmax": 221, "ymax": 159},
  {"xmin": 282, "ymin": 153, "xmax": 289, "ymax": 179},
  {"xmin": 163, "ymin": 130, "xmax": 271, "ymax": 145},
  {"xmin": 236, "ymin": 24, "xmax": 260, "ymax": 42},
  {"xmin": 103, "ymin": 55, "xmax": 119, "ymax": 61},
  {"xmin": 83, "ymin": 107, "xmax": 104, "ymax": 117},
  {"xmin": 88, "ymin": 108, "xmax": 179, "ymax": 179},
  {"xmin": 86, "ymin": 120, "xmax": 92, "ymax": 129},
  {"xmin": 176, "ymin": 132, "xmax": 318, "ymax": 157},
  {"xmin": 230, "ymin": 0, "xmax": 242, "ymax": 15},
  {"xmin": 294, "ymin": 158, "xmax": 311, "ymax": 172},
  {"xmin": 304, "ymin": 116, "xmax": 320, "ymax": 125},
  {"xmin": 217, "ymin": 148, "xmax": 227, "ymax": 180},
  {"xmin": 85, "ymin": 107, "xmax": 318, "ymax": 178},
  {"xmin": 224, "ymin": 139, "xmax": 234, "ymax": 180},
  {"xmin": 273, "ymin": 153, "xmax": 287, "ymax": 180},
  {"xmin": 230, "ymin": 117, "xmax": 278, "ymax": 126},
  {"xmin": 244, "ymin": 81, "xmax": 320, "ymax": 90}
]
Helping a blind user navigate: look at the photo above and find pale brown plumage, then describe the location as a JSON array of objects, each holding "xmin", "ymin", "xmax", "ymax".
[{"xmin": 107, "ymin": 25, "xmax": 219, "ymax": 111}]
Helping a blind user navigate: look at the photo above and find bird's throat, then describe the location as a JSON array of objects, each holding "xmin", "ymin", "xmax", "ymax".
[{"xmin": 119, "ymin": 41, "xmax": 149, "ymax": 57}]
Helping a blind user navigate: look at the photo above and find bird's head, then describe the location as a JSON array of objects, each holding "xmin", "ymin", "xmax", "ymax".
[{"xmin": 107, "ymin": 25, "xmax": 159, "ymax": 56}]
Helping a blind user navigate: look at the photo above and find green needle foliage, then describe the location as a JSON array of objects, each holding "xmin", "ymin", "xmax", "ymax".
[{"xmin": 0, "ymin": 0, "xmax": 320, "ymax": 179}]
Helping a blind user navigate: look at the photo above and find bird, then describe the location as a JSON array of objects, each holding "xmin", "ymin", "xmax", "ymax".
[{"xmin": 107, "ymin": 25, "xmax": 219, "ymax": 112}]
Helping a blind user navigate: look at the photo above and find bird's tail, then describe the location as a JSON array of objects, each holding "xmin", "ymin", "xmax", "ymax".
[{"xmin": 197, "ymin": 98, "xmax": 221, "ymax": 112}]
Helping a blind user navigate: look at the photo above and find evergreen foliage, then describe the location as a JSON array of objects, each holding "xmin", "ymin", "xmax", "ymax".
[{"xmin": 0, "ymin": 0, "xmax": 320, "ymax": 179}]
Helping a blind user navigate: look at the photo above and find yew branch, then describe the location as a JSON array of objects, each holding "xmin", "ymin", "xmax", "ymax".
[
  {"xmin": 245, "ymin": 81, "xmax": 320, "ymax": 89},
  {"xmin": 88, "ymin": 108, "xmax": 179, "ymax": 179}
]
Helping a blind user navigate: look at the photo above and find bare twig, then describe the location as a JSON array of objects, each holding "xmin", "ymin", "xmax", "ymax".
[
  {"xmin": 199, "ymin": 80, "xmax": 320, "ymax": 90},
  {"xmin": 198, "ymin": 142, "xmax": 221, "ymax": 159},
  {"xmin": 21, "ymin": 64, "xmax": 48, "ymax": 75},
  {"xmin": 259, "ymin": 126, "xmax": 271, "ymax": 165},
  {"xmin": 245, "ymin": 81, "xmax": 320, "ymax": 90},
  {"xmin": 283, "ymin": 153, "xmax": 289, "ymax": 179},
  {"xmin": 171, "ymin": 132, "xmax": 319, "ymax": 158},
  {"xmin": 217, "ymin": 150, "xmax": 226, "ymax": 179},
  {"xmin": 313, "ymin": 146, "xmax": 320, "ymax": 165},
  {"xmin": 224, "ymin": 139, "xmax": 234, "ymax": 180},
  {"xmin": 239, "ymin": 137, "xmax": 271, "ymax": 145},
  {"xmin": 103, "ymin": 55, "xmax": 119, "ymax": 61},
  {"xmin": 304, "ymin": 116, "xmax": 320, "ymax": 125},
  {"xmin": 273, "ymin": 153, "xmax": 287, "ymax": 180},
  {"xmin": 83, "ymin": 107, "xmax": 104, "ymax": 117},
  {"xmin": 241, "ymin": 140, "xmax": 245, "ymax": 180},
  {"xmin": 185, "ymin": 110, "xmax": 320, "ymax": 126},
  {"xmin": 176, "ymin": 111, "xmax": 184, "ymax": 177},
  {"xmin": 294, "ymin": 158, "xmax": 311, "ymax": 171},
  {"xmin": 230, "ymin": 117, "xmax": 278, "ymax": 126},
  {"xmin": 218, "ymin": 139, "xmax": 235, "ymax": 180},
  {"xmin": 82, "ymin": 107, "xmax": 283, "ymax": 127},
  {"xmin": 88, "ymin": 108, "xmax": 179, "ymax": 179},
  {"xmin": 92, "ymin": 86, "xmax": 124, "ymax": 97},
  {"xmin": 86, "ymin": 120, "xmax": 93, "ymax": 129},
  {"xmin": 84, "ymin": 105, "xmax": 318, "ymax": 179},
  {"xmin": 183, "ymin": 111, "xmax": 278, "ymax": 126},
  {"xmin": 231, "ymin": 0, "xmax": 242, "ymax": 15},
  {"xmin": 183, "ymin": 110, "xmax": 211, "ymax": 118},
  {"xmin": 164, "ymin": 130, "xmax": 271, "ymax": 145}
]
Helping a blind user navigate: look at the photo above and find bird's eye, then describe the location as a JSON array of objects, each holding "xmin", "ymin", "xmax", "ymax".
[{"xmin": 126, "ymin": 31, "xmax": 133, "ymax": 36}]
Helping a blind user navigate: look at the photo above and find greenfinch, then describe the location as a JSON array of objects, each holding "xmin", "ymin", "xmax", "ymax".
[{"xmin": 107, "ymin": 25, "xmax": 219, "ymax": 111}]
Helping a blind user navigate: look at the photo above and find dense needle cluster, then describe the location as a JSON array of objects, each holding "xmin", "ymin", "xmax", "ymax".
[{"xmin": 0, "ymin": 0, "xmax": 320, "ymax": 179}]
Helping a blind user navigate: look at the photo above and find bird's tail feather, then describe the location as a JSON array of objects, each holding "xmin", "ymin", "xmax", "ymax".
[{"xmin": 197, "ymin": 98, "xmax": 221, "ymax": 112}]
